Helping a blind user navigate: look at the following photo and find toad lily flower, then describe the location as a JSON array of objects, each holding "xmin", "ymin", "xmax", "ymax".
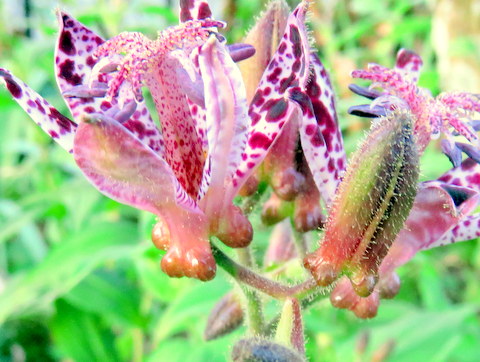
[
  {"xmin": 349, "ymin": 48, "xmax": 480, "ymax": 165},
  {"xmin": 238, "ymin": 0, "xmax": 346, "ymax": 232},
  {"xmin": 304, "ymin": 49, "xmax": 480, "ymax": 299},
  {"xmin": 1, "ymin": 0, "xmax": 318, "ymax": 281}
]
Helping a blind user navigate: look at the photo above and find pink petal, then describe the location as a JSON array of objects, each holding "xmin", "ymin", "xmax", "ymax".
[
  {"xmin": 232, "ymin": 1, "xmax": 311, "ymax": 192},
  {"xmin": 198, "ymin": 37, "xmax": 249, "ymax": 207},
  {"xmin": 144, "ymin": 54, "xmax": 206, "ymax": 199},
  {"xmin": 55, "ymin": 11, "xmax": 165, "ymax": 155},
  {"xmin": 380, "ymin": 181, "xmax": 479, "ymax": 274},
  {"xmin": 0, "ymin": 68, "xmax": 77, "ymax": 152},
  {"xmin": 179, "ymin": 0, "xmax": 212, "ymax": 22},
  {"xmin": 73, "ymin": 114, "xmax": 199, "ymax": 214}
]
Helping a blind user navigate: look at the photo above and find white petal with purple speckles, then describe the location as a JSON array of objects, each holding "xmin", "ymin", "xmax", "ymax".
[
  {"xmin": 55, "ymin": 11, "xmax": 165, "ymax": 156},
  {"xmin": 232, "ymin": 1, "xmax": 311, "ymax": 192},
  {"xmin": 0, "ymin": 68, "xmax": 77, "ymax": 152}
]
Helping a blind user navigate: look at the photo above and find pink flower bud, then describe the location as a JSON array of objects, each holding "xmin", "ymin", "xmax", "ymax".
[{"xmin": 204, "ymin": 292, "xmax": 244, "ymax": 341}]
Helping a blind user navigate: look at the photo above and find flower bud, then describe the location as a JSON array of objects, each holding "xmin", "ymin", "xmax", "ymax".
[
  {"xmin": 214, "ymin": 205, "xmax": 253, "ymax": 248},
  {"xmin": 264, "ymin": 219, "xmax": 297, "ymax": 267},
  {"xmin": 232, "ymin": 338, "xmax": 305, "ymax": 362},
  {"xmin": 238, "ymin": 0, "xmax": 290, "ymax": 101},
  {"xmin": 378, "ymin": 272, "xmax": 401, "ymax": 299},
  {"xmin": 293, "ymin": 171, "xmax": 325, "ymax": 232},
  {"xmin": 261, "ymin": 193, "xmax": 292, "ymax": 225},
  {"xmin": 304, "ymin": 110, "xmax": 419, "ymax": 296},
  {"xmin": 204, "ymin": 292, "xmax": 244, "ymax": 341}
]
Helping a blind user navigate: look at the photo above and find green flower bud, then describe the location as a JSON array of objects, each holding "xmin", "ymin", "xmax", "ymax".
[{"xmin": 304, "ymin": 110, "xmax": 419, "ymax": 296}]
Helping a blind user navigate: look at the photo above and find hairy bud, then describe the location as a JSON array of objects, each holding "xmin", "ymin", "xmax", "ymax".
[
  {"xmin": 204, "ymin": 292, "xmax": 244, "ymax": 341},
  {"xmin": 304, "ymin": 110, "xmax": 419, "ymax": 296}
]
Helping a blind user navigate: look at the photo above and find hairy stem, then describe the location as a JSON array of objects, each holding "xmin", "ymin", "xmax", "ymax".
[{"xmin": 213, "ymin": 243, "xmax": 319, "ymax": 299}]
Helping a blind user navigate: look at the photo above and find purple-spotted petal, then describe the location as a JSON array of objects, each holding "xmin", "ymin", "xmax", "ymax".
[
  {"xmin": 434, "ymin": 213, "xmax": 480, "ymax": 246},
  {"xmin": 73, "ymin": 114, "xmax": 199, "ymax": 215},
  {"xmin": 179, "ymin": 0, "xmax": 212, "ymax": 22},
  {"xmin": 232, "ymin": 1, "xmax": 311, "ymax": 192},
  {"xmin": 55, "ymin": 11, "xmax": 165, "ymax": 156},
  {"xmin": 0, "ymin": 68, "xmax": 77, "ymax": 152},
  {"xmin": 299, "ymin": 53, "xmax": 346, "ymax": 205},
  {"xmin": 380, "ymin": 181, "xmax": 478, "ymax": 274},
  {"xmin": 437, "ymin": 157, "xmax": 480, "ymax": 192},
  {"xmin": 198, "ymin": 37, "xmax": 249, "ymax": 207}
]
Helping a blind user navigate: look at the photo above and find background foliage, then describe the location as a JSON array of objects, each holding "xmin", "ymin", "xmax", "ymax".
[{"xmin": 0, "ymin": 0, "xmax": 479, "ymax": 361}]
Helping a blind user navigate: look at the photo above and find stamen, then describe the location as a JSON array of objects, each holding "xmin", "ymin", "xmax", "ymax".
[{"xmin": 92, "ymin": 19, "xmax": 225, "ymax": 104}]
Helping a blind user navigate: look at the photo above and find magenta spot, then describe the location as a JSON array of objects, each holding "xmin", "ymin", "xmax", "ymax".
[
  {"xmin": 81, "ymin": 35, "xmax": 89, "ymax": 42},
  {"xmin": 27, "ymin": 100, "xmax": 35, "ymax": 108},
  {"xmin": 49, "ymin": 130, "xmax": 59, "ymax": 138},
  {"xmin": 35, "ymin": 99, "xmax": 46, "ymax": 114},
  {"xmin": 327, "ymin": 158, "xmax": 335, "ymax": 173},
  {"xmin": 466, "ymin": 174, "xmax": 480, "ymax": 185},
  {"xmin": 247, "ymin": 162, "xmax": 255, "ymax": 169},
  {"xmin": 249, "ymin": 132, "xmax": 271, "ymax": 149},
  {"xmin": 396, "ymin": 50, "xmax": 414, "ymax": 69},
  {"xmin": 337, "ymin": 158, "xmax": 345, "ymax": 171},
  {"xmin": 264, "ymin": 87, "xmax": 271, "ymax": 96},
  {"xmin": 263, "ymin": 98, "xmax": 288, "ymax": 122},
  {"xmin": 311, "ymin": 131, "xmax": 325, "ymax": 147},
  {"xmin": 461, "ymin": 158, "xmax": 477, "ymax": 170},
  {"xmin": 267, "ymin": 67, "xmax": 282, "ymax": 84},
  {"xmin": 5, "ymin": 78, "xmax": 22, "ymax": 98},
  {"xmin": 84, "ymin": 106, "xmax": 95, "ymax": 113},
  {"xmin": 465, "ymin": 220, "xmax": 471, "ymax": 226},
  {"xmin": 250, "ymin": 111, "xmax": 261, "ymax": 126},
  {"xmin": 305, "ymin": 124, "xmax": 316, "ymax": 136},
  {"xmin": 307, "ymin": 78, "xmax": 321, "ymax": 98},
  {"xmin": 236, "ymin": 169, "xmax": 244, "ymax": 177},
  {"xmin": 279, "ymin": 73, "xmax": 297, "ymax": 94},
  {"xmin": 86, "ymin": 56, "xmax": 96, "ymax": 67},
  {"xmin": 438, "ymin": 174, "xmax": 452, "ymax": 183},
  {"xmin": 251, "ymin": 89, "xmax": 265, "ymax": 107},
  {"xmin": 100, "ymin": 101, "xmax": 111, "ymax": 111},
  {"xmin": 50, "ymin": 107, "xmax": 75, "ymax": 133},
  {"xmin": 289, "ymin": 25, "xmax": 302, "ymax": 58},
  {"xmin": 198, "ymin": 2, "xmax": 212, "ymax": 19},
  {"xmin": 292, "ymin": 59, "xmax": 301, "ymax": 73},
  {"xmin": 59, "ymin": 59, "xmax": 82, "ymax": 85},
  {"xmin": 451, "ymin": 178, "xmax": 461, "ymax": 186},
  {"xmin": 278, "ymin": 43, "xmax": 287, "ymax": 54},
  {"xmin": 59, "ymin": 31, "xmax": 76, "ymax": 55}
]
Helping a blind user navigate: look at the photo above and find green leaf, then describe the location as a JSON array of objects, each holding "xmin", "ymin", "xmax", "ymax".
[
  {"xmin": 50, "ymin": 299, "xmax": 120, "ymax": 362},
  {"xmin": 64, "ymin": 269, "xmax": 144, "ymax": 327},
  {"xmin": 0, "ymin": 220, "xmax": 140, "ymax": 324}
]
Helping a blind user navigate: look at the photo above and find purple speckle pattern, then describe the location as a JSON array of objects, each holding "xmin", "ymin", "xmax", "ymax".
[
  {"xmin": 232, "ymin": 1, "xmax": 310, "ymax": 191},
  {"xmin": 297, "ymin": 53, "xmax": 346, "ymax": 205},
  {"xmin": 198, "ymin": 37, "xmax": 249, "ymax": 204},
  {"xmin": 55, "ymin": 11, "xmax": 165, "ymax": 156},
  {"xmin": 0, "ymin": 68, "xmax": 77, "ymax": 152}
]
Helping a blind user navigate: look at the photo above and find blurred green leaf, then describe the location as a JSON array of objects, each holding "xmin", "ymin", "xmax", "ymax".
[{"xmin": 0, "ymin": 220, "xmax": 141, "ymax": 323}]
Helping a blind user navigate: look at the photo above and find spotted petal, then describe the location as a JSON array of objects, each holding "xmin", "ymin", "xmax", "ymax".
[
  {"xmin": 293, "ymin": 53, "xmax": 346, "ymax": 205},
  {"xmin": 198, "ymin": 37, "xmax": 249, "ymax": 207},
  {"xmin": 73, "ymin": 114, "xmax": 199, "ymax": 215},
  {"xmin": 0, "ymin": 68, "xmax": 77, "ymax": 152},
  {"xmin": 232, "ymin": 1, "xmax": 311, "ymax": 192},
  {"xmin": 55, "ymin": 11, "xmax": 165, "ymax": 155},
  {"xmin": 381, "ymin": 181, "xmax": 478, "ymax": 273}
]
